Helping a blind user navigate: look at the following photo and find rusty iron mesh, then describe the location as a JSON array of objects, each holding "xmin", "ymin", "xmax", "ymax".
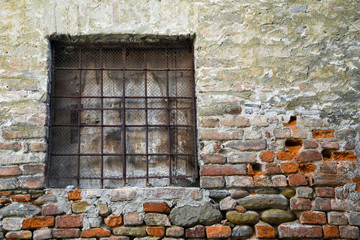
[{"xmin": 47, "ymin": 41, "xmax": 198, "ymax": 188}]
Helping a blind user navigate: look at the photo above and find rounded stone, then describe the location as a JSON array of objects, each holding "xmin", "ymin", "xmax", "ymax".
[
  {"xmin": 261, "ymin": 209, "xmax": 296, "ymax": 225},
  {"xmin": 226, "ymin": 211, "xmax": 259, "ymax": 225},
  {"xmin": 282, "ymin": 188, "xmax": 296, "ymax": 199},
  {"xmin": 232, "ymin": 225, "xmax": 253, "ymax": 239},
  {"xmin": 237, "ymin": 194, "xmax": 288, "ymax": 210},
  {"xmin": 230, "ymin": 189, "xmax": 249, "ymax": 199}
]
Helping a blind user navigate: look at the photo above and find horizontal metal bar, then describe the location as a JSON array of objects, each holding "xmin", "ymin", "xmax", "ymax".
[
  {"xmin": 52, "ymin": 124, "xmax": 193, "ymax": 127},
  {"xmin": 54, "ymin": 67, "xmax": 193, "ymax": 71},
  {"xmin": 48, "ymin": 175, "xmax": 196, "ymax": 180},
  {"xmin": 54, "ymin": 42, "xmax": 192, "ymax": 48},
  {"xmin": 51, "ymin": 153, "xmax": 195, "ymax": 156},
  {"xmin": 55, "ymin": 107, "xmax": 194, "ymax": 111},
  {"xmin": 52, "ymin": 96, "xmax": 195, "ymax": 99}
]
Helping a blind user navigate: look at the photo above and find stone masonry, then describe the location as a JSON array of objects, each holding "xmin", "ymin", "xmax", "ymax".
[{"xmin": 0, "ymin": 0, "xmax": 360, "ymax": 239}]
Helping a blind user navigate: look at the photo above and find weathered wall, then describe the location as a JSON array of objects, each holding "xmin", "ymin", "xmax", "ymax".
[{"xmin": 0, "ymin": 0, "xmax": 360, "ymax": 239}]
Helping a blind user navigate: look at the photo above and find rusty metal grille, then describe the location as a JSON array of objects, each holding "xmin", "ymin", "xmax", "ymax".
[{"xmin": 47, "ymin": 41, "xmax": 198, "ymax": 189}]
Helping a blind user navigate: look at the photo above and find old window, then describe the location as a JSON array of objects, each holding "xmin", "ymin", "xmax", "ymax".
[{"xmin": 47, "ymin": 40, "xmax": 198, "ymax": 188}]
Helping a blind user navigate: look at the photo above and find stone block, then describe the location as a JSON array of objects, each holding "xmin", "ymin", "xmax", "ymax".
[
  {"xmin": 200, "ymin": 176, "xmax": 225, "ymax": 189},
  {"xmin": 111, "ymin": 189, "xmax": 137, "ymax": 201},
  {"xmin": 225, "ymin": 176, "xmax": 254, "ymax": 187},
  {"xmin": 296, "ymin": 187, "xmax": 313, "ymax": 198},
  {"xmin": 55, "ymin": 215, "xmax": 83, "ymax": 228},
  {"xmin": 328, "ymin": 212, "xmax": 348, "ymax": 225},
  {"xmin": 146, "ymin": 226, "xmax": 165, "ymax": 237},
  {"xmin": 206, "ymin": 225, "xmax": 231, "ymax": 238},
  {"xmin": 33, "ymin": 228, "xmax": 52, "ymax": 240},
  {"xmin": 2, "ymin": 217, "xmax": 24, "ymax": 231},
  {"xmin": 5, "ymin": 231, "xmax": 32, "ymax": 239},
  {"xmin": 339, "ymin": 226, "xmax": 359, "ymax": 239},
  {"xmin": 185, "ymin": 225, "xmax": 205, "ymax": 238},
  {"xmin": 22, "ymin": 216, "xmax": 54, "ymax": 229},
  {"xmin": 255, "ymin": 222, "xmax": 275, "ymax": 239},
  {"xmin": 201, "ymin": 164, "xmax": 247, "ymax": 176},
  {"xmin": 52, "ymin": 228, "xmax": 80, "ymax": 238},
  {"xmin": 290, "ymin": 198, "xmax": 311, "ymax": 211},
  {"xmin": 143, "ymin": 213, "xmax": 171, "ymax": 226},
  {"xmin": 278, "ymin": 223, "xmax": 322, "ymax": 238},
  {"xmin": 300, "ymin": 211, "xmax": 326, "ymax": 225},
  {"xmin": 225, "ymin": 140, "xmax": 267, "ymax": 151},
  {"xmin": 81, "ymin": 228, "xmax": 111, "ymax": 238},
  {"xmin": 124, "ymin": 213, "xmax": 143, "ymax": 226},
  {"xmin": 166, "ymin": 226, "xmax": 184, "ymax": 237}
]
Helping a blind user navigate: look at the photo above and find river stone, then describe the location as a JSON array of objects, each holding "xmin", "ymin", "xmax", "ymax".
[
  {"xmin": 113, "ymin": 227, "xmax": 147, "ymax": 237},
  {"xmin": 169, "ymin": 202, "xmax": 222, "ymax": 227},
  {"xmin": 254, "ymin": 188, "xmax": 279, "ymax": 194},
  {"xmin": 226, "ymin": 211, "xmax": 259, "ymax": 225},
  {"xmin": 230, "ymin": 189, "xmax": 249, "ymax": 199},
  {"xmin": 0, "ymin": 203, "xmax": 41, "ymax": 217},
  {"xmin": 237, "ymin": 194, "xmax": 288, "ymax": 210},
  {"xmin": 33, "ymin": 194, "xmax": 57, "ymax": 205},
  {"xmin": 232, "ymin": 225, "xmax": 253, "ymax": 239},
  {"xmin": 208, "ymin": 190, "xmax": 230, "ymax": 199},
  {"xmin": 282, "ymin": 189, "xmax": 296, "ymax": 199},
  {"xmin": 261, "ymin": 209, "xmax": 296, "ymax": 225}
]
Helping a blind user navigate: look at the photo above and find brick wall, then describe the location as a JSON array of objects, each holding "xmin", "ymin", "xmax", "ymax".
[{"xmin": 0, "ymin": 0, "xmax": 359, "ymax": 239}]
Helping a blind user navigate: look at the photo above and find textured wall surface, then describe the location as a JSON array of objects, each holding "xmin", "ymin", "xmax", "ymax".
[{"xmin": 0, "ymin": 0, "xmax": 359, "ymax": 239}]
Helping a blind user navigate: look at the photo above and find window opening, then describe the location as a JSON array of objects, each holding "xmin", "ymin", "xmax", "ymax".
[{"xmin": 47, "ymin": 41, "xmax": 198, "ymax": 188}]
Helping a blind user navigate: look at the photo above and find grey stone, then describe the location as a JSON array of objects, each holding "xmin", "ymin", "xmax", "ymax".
[
  {"xmin": 261, "ymin": 209, "xmax": 296, "ymax": 225},
  {"xmin": 33, "ymin": 194, "xmax": 57, "ymax": 205},
  {"xmin": 274, "ymin": 128, "xmax": 291, "ymax": 138},
  {"xmin": 0, "ymin": 178, "xmax": 18, "ymax": 190},
  {"xmin": 237, "ymin": 194, "xmax": 288, "ymax": 210},
  {"xmin": 2, "ymin": 217, "xmax": 24, "ymax": 231},
  {"xmin": 111, "ymin": 189, "xmax": 137, "ymax": 201},
  {"xmin": 0, "ymin": 203, "xmax": 41, "ymax": 217},
  {"xmin": 169, "ymin": 202, "xmax": 222, "ymax": 227},
  {"xmin": 226, "ymin": 211, "xmax": 259, "ymax": 225},
  {"xmin": 144, "ymin": 213, "xmax": 171, "ymax": 226},
  {"xmin": 208, "ymin": 190, "xmax": 230, "ymax": 199},
  {"xmin": 228, "ymin": 152, "xmax": 257, "ymax": 163},
  {"xmin": 296, "ymin": 187, "xmax": 313, "ymax": 198},
  {"xmin": 290, "ymin": 5, "xmax": 307, "ymax": 13},
  {"xmin": 98, "ymin": 203, "xmax": 111, "ymax": 217},
  {"xmin": 335, "ymin": 128, "xmax": 356, "ymax": 140},
  {"xmin": 348, "ymin": 212, "xmax": 360, "ymax": 226},
  {"xmin": 219, "ymin": 197, "xmax": 237, "ymax": 210},
  {"xmin": 232, "ymin": 225, "xmax": 253, "ymax": 239},
  {"xmin": 88, "ymin": 217, "xmax": 102, "ymax": 228},
  {"xmin": 33, "ymin": 228, "xmax": 52, "ymax": 240},
  {"xmin": 113, "ymin": 227, "xmax": 147, "ymax": 237},
  {"xmin": 230, "ymin": 189, "xmax": 250, "ymax": 199},
  {"xmin": 166, "ymin": 226, "xmax": 184, "ymax": 237},
  {"xmin": 254, "ymin": 188, "xmax": 279, "ymax": 194}
]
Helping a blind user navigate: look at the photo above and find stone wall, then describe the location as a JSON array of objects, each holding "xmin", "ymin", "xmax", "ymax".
[{"xmin": 0, "ymin": 0, "xmax": 359, "ymax": 239}]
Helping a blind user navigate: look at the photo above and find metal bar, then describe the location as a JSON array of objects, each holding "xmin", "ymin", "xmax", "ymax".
[
  {"xmin": 55, "ymin": 107, "xmax": 194, "ymax": 111},
  {"xmin": 55, "ymin": 67, "xmax": 193, "ymax": 71},
  {"xmin": 76, "ymin": 47, "xmax": 82, "ymax": 188},
  {"xmin": 52, "ymin": 96, "xmax": 194, "ymax": 99},
  {"xmin": 48, "ymin": 175, "xmax": 196, "ymax": 180},
  {"xmin": 100, "ymin": 48, "xmax": 104, "ymax": 188},
  {"xmin": 122, "ymin": 46, "xmax": 127, "ymax": 186},
  {"xmin": 51, "ymin": 153, "xmax": 195, "ymax": 156},
  {"xmin": 52, "ymin": 124, "xmax": 194, "ymax": 127},
  {"xmin": 144, "ymin": 50, "xmax": 149, "ymax": 186},
  {"xmin": 55, "ymin": 42, "xmax": 192, "ymax": 48},
  {"xmin": 191, "ymin": 44, "xmax": 199, "ymax": 178},
  {"xmin": 166, "ymin": 47, "xmax": 172, "ymax": 185}
]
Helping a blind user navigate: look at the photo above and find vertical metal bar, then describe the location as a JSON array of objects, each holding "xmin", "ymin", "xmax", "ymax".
[
  {"xmin": 46, "ymin": 42, "xmax": 55, "ymax": 187},
  {"xmin": 77, "ymin": 47, "xmax": 82, "ymax": 188},
  {"xmin": 144, "ymin": 51, "xmax": 149, "ymax": 186},
  {"xmin": 190, "ymin": 44, "xmax": 198, "ymax": 178},
  {"xmin": 166, "ymin": 47, "xmax": 172, "ymax": 185},
  {"xmin": 100, "ymin": 48, "xmax": 104, "ymax": 189},
  {"xmin": 122, "ymin": 47, "xmax": 127, "ymax": 186}
]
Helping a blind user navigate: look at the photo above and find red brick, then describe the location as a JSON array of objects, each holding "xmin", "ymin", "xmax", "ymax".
[
  {"xmin": 288, "ymin": 173, "xmax": 307, "ymax": 186},
  {"xmin": 102, "ymin": 238, "xmax": 129, "ymax": 240},
  {"xmin": 186, "ymin": 225, "xmax": 205, "ymax": 238},
  {"xmin": 290, "ymin": 198, "xmax": 311, "ymax": 211},
  {"xmin": 259, "ymin": 151, "xmax": 275, "ymax": 162},
  {"xmin": 22, "ymin": 216, "xmax": 54, "ymax": 229},
  {"xmin": 304, "ymin": 140, "xmax": 318, "ymax": 149},
  {"xmin": 319, "ymin": 162, "xmax": 337, "ymax": 174},
  {"xmin": 146, "ymin": 226, "xmax": 165, "ymax": 237},
  {"xmin": 296, "ymin": 151, "xmax": 322, "ymax": 163},
  {"xmin": 264, "ymin": 163, "xmax": 281, "ymax": 175},
  {"xmin": 281, "ymin": 162, "xmax": 299, "ymax": 173},
  {"xmin": 199, "ymin": 129, "xmax": 242, "ymax": 140},
  {"xmin": 313, "ymin": 173, "xmax": 352, "ymax": 186},
  {"xmin": 0, "ymin": 197, "xmax": 11, "ymax": 204},
  {"xmin": 68, "ymin": 190, "xmax": 82, "ymax": 200},
  {"xmin": 0, "ymin": 166, "xmax": 22, "ymax": 176},
  {"xmin": 0, "ymin": 142, "xmax": 21, "ymax": 151},
  {"xmin": 333, "ymin": 151, "xmax": 358, "ymax": 161},
  {"xmin": 200, "ymin": 154, "xmax": 226, "ymax": 164},
  {"xmin": 300, "ymin": 211, "xmax": 326, "ymax": 224},
  {"xmin": 321, "ymin": 141, "xmax": 339, "ymax": 150},
  {"xmin": 277, "ymin": 151, "xmax": 298, "ymax": 161},
  {"xmin": 30, "ymin": 142, "xmax": 47, "ymax": 152},
  {"xmin": 313, "ymin": 130, "xmax": 334, "ymax": 138},
  {"xmin": 299, "ymin": 163, "xmax": 316, "ymax": 173},
  {"xmin": 200, "ymin": 118, "xmax": 219, "ymax": 128},
  {"xmin": 315, "ymin": 187, "xmax": 334, "ymax": 198},
  {"xmin": 206, "ymin": 225, "xmax": 231, "ymax": 238},
  {"xmin": 104, "ymin": 215, "xmax": 123, "ymax": 227},
  {"xmin": 278, "ymin": 224, "xmax": 323, "ymax": 238},
  {"xmin": 55, "ymin": 215, "xmax": 83, "ymax": 228},
  {"xmin": 22, "ymin": 164, "xmax": 45, "ymax": 175},
  {"xmin": 327, "ymin": 211, "xmax": 348, "ymax": 225},
  {"xmin": 81, "ymin": 228, "xmax": 111, "ymax": 237},
  {"xmin": 52, "ymin": 228, "xmax": 80, "ymax": 238},
  {"xmin": 144, "ymin": 202, "xmax": 170, "ymax": 213},
  {"xmin": 220, "ymin": 116, "xmax": 250, "ymax": 127},
  {"xmin": 323, "ymin": 225, "xmax": 339, "ymax": 239},
  {"xmin": 255, "ymin": 223, "xmax": 276, "ymax": 239},
  {"xmin": 225, "ymin": 140, "xmax": 267, "ymax": 151},
  {"xmin": 201, "ymin": 164, "xmax": 246, "ymax": 176},
  {"xmin": 11, "ymin": 195, "xmax": 31, "ymax": 202},
  {"xmin": 19, "ymin": 176, "xmax": 45, "ymax": 189},
  {"xmin": 312, "ymin": 197, "xmax": 331, "ymax": 211},
  {"xmin": 124, "ymin": 213, "xmax": 143, "ymax": 226},
  {"xmin": 2, "ymin": 127, "xmax": 44, "ymax": 139},
  {"xmin": 42, "ymin": 204, "xmax": 63, "ymax": 216},
  {"xmin": 5, "ymin": 230, "xmax": 32, "ymax": 239}
]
